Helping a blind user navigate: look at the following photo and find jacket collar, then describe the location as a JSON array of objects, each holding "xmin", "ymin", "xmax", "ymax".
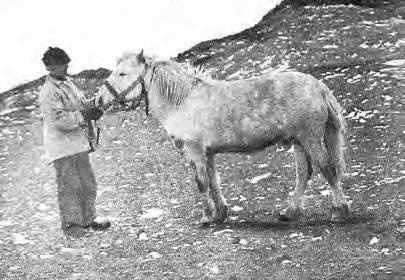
[{"xmin": 46, "ymin": 74, "xmax": 71, "ymax": 85}]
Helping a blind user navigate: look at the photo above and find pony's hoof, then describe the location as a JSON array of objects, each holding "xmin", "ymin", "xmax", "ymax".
[
  {"xmin": 330, "ymin": 205, "xmax": 350, "ymax": 222},
  {"xmin": 215, "ymin": 205, "xmax": 228, "ymax": 222},
  {"xmin": 200, "ymin": 216, "xmax": 216, "ymax": 226},
  {"xmin": 278, "ymin": 207, "xmax": 303, "ymax": 222}
]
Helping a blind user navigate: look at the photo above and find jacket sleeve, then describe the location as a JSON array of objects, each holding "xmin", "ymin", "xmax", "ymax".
[
  {"xmin": 82, "ymin": 96, "xmax": 96, "ymax": 108},
  {"xmin": 40, "ymin": 87, "xmax": 86, "ymax": 131},
  {"xmin": 72, "ymin": 81, "xmax": 96, "ymax": 108}
]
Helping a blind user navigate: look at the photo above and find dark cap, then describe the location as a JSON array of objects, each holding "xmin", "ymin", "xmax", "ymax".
[{"xmin": 42, "ymin": 47, "xmax": 71, "ymax": 66}]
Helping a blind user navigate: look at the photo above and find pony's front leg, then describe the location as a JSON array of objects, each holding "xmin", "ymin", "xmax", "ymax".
[
  {"xmin": 206, "ymin": 151, "xmax": 228, "ymax": 222},
  {"xmin": 183, "ymin": 142, "xmax": 216, "ymax": 223},
  {"xmin": 279, "ymin": 145, "xmax": 312, "ymax": 221}
]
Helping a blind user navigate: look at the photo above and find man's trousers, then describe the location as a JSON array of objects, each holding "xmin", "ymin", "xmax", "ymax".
[{"xmin": 53, "ymin": 152, "xmax": 97, "ymax": 231}]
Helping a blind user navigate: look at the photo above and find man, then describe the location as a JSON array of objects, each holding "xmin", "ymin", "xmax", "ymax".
[{"xmin": 39, "ymin": 47, "xmax": 110, "ymax": 238}]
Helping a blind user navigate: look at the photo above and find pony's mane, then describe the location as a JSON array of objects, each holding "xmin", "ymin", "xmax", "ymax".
[
  {"xmin": 152, "ymin": 60, "xmax": 213, "ymax": 106},
  {"xmin": 156, "ymin": 60, "xmax": 212, "ymax": 82},
  {"xmin": 116, "ymin": 51, "xmax": 212, "ymax": 80},
  {"xmin": 115, "ymin": 52, "xmax": 214, "ymax": 106}
]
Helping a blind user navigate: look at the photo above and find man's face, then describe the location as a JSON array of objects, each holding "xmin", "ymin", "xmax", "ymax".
[{"xmin": 46, "ymin": 63, "xmax": 69, "ymax": 77}]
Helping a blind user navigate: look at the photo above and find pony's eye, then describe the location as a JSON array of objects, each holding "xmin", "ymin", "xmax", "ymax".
[{"xmin": 119, "ymin": 72, "xmax": 127, "ymax": 77}]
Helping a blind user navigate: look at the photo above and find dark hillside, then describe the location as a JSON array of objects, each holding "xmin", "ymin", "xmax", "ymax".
[{"xmin": 177, "ymin": 0, "xmax": 403, "ymax": 77}]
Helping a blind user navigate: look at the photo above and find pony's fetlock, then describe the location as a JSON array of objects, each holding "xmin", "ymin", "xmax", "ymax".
[
  {"xmin": 278, "ymin": 206, "xmax": 303, "ymax": 221},
  {"xmin": 215, "ymin": 204, "xmax": 228, "ymax": 222},
  {"xmin": 200, "ymin": 215, "xmax": 215, "ymax": 225},
  {"xmin": 202, "ymin": 200, "xmax": 216, "ymax": 222},
  {"xmin": 330, "ymin": 204, "xmax": 350, "ymax": 222}
]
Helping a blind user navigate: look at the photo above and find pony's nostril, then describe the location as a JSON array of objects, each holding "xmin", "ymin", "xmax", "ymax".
[{"xmin": 97, "ymin": 97, "xmax": 103, "ymax": 107}]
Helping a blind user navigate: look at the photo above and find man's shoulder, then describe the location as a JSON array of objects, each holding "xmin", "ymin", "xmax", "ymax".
[
  {"xmin": 39, "ymin": 76, "xmax": 64, "ymax": 100},
  {"xmin": 42, "ymin": 75, "xmax": 58, "ymax": 88}
]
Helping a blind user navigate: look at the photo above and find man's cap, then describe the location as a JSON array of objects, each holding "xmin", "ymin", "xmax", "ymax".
[{"xmin": 42, "ymin": 47, "xmax": 71, "ymax": 66}]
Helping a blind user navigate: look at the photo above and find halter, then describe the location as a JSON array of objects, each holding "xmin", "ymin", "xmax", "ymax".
[{"xmin": 102, "ymin": 65, "xmax": 150, "ymax": 115}]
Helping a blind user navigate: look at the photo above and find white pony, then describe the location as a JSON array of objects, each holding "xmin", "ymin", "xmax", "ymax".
[{"xmin": 96, "ymin": 50, "xmax": 350, "ymax": 224}]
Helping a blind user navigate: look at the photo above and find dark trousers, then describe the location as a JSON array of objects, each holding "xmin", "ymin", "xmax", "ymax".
[{"xmin": 53, "ymin": 152, "xmax": 97, "ymax": 231}]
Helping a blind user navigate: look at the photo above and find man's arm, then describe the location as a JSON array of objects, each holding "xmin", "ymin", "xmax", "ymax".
[{"xmin": 40, "ymin": 88, "xmax": 86, "ymax": 131}]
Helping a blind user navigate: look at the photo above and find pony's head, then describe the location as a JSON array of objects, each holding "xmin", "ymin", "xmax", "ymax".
[{"xmin": 96, "ymin": 50, "xmax": 152, "ymax": 109}]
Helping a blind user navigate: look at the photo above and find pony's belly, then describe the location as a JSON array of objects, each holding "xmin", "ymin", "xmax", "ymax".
[
  {"xmin": 211, "ymin": 126, "xmax": 290, "ymax": 153},
  {"xmin": 211, "ymin": 136, "xmax": 291, "ymax": 153}
]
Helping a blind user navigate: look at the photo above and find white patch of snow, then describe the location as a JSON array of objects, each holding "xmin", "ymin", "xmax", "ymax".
[
  {"xmin": 231, "ymin": 205, "xmax": 244, "ymax": 212},
  {"xmin": 139, "ymin": 208, "xmax": 165, "ymax": 219},
  {"xmin": 248, "ymin": 172, "xmax": 272, "ymax": 184},
  {"xmin": 148, "ymin": 252, "xmax": 163, "ymax": 259},
  {"xmin": 369, "ymin": 237, "xmax": 379, "ymax": 245},
  {"xmin": 383, "ymin": 59, "xmax": 405, "ymax": 66}
]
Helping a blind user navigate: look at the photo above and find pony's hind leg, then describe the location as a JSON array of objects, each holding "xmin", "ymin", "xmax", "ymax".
[
  {"xmin": 183, "ymin": 142, "xmax": 218, "ymax": 223},
  {"xmin": 279, "ymin": 144, "xmax": 312, "ymax": 221},
  {"xmin": 206, "ymin": 151, "xmax": 228, "ymax": 222},
  {"xmin": 320, "ymin": 164, "xmax": 349, "ymax": 222},
  {"xmin": 306, "ymin": 137, "xmax": 349, "ymax": 222}
]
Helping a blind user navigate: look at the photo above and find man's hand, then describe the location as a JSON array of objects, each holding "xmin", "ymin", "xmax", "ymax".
[{"xmin": 80, "ymin": 107, "xmax": 103, "ymax": 120}]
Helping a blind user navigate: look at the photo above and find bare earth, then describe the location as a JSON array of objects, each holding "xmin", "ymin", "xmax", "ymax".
[{"xmin": 0, "ymin": 2, "xmax": 404, "ymax": 280}]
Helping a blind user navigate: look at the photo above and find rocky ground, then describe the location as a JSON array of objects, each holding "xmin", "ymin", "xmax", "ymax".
[{"xmin": 0, "ymin": 1, "xmax": 404, "ymax": 279}]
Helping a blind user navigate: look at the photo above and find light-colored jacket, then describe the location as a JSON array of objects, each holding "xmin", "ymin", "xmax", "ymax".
[{"xmin": 39, "ymin": 75, "xmax": 93, "ymax": 163}]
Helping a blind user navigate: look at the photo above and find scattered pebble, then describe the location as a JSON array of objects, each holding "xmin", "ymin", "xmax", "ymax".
[
  {"xmin": 311, "ymin": 236, "xmax": 323, "ymax": 242},
  {"xmin": 239, "ymin": 239, "xmax": 248, "ymax": 245},
  {"xmin": 39, "ymin": 254, "xmax": 54, "ymax": 259},
  {"xmin": 213, "ymin": 229, "xmax": 233, "ymax": 235},
  {"xmin": 369, "ymin": 237, "xmax": 379, "ymax": 245},
  {"xmin": 0, "ymin": 220, "xmax": 13, "ymax": 226},
  {"xmin": 60, "ymin": 247, "xmax": 81, "ymax": 254},
  {"xmin": 248, "ymin": 172, "xmax": 272, "ymax": 184},
  {"xmin": 12, "ymin": 233, "xmax": 32, "ymax": 245},
  {"xmin": 209, "ymin": 265, "xmax": 220, "ymax": 274},
  {"xmin": 138, "ymin": 232, "xmax": 149, "ymax": 240},
  {"xmin": 281, "ymin": 260, "xmax": 292, "ymax": 265},
  {"xmin": 148, "ymin": 252, "xmax": 163, "ymax": 259},
  {"xmin": 139, "ymin": 208, "xmax": 165, "ymax": 219},
  {"xmin": 231, "ymin": 205, "xmax": 243, "ymax": 212},
  {"xmin": 381, "ymin": 248, "xmax": 390, "ymax": 254}
]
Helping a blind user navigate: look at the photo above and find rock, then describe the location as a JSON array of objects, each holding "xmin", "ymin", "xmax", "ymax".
[
  {"xmin": 230, "ymin": 205, "xmax": 243, "ymax": 212},
  {"xmin": 369, "ymin": 237, "xmax": 379, "ymax": 245},
  {"xmin": 139, "ymin": 208, "xmax": 165, "ymax": 219},
  {"xmin": 148, "ymin": 252, "xmax": 163, "ymax": 259}
]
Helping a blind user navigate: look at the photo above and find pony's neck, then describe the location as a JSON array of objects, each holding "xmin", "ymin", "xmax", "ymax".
[
  {"xmin": 145, "ymin": 63, "xmax": 192, "ymax": 119},
  {"xmin": 143, "ymin": 63, "xmax": 176, "ymax": 120}
]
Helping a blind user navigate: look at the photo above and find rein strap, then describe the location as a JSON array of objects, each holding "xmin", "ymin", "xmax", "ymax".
[
  {"xmin": 103, "ymin": 66, "xmax": 150, "ymax": 115},
  {"xmin": 103, "ymin": 80, "xmax": 125, "ymax": 105}
]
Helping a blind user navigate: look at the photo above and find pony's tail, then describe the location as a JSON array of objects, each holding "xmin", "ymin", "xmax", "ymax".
[{"xmin": 323, "ymin": 88, "xmax": 347, "ymax": 179}]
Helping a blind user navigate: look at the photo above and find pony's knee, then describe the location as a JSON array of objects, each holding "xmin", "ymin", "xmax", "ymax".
[
  {"xmin": 307, "ymin": 160, "xmax": 313, "ymax": 178},
  {"xmin": 308, "ymin": 146, "xmax": 328, "ymax": 168},
  {"xmin": 194, "ymin": 166, "xmax": 209, "ymax": 193},
  {"xmin": 195, "ymin": 175, "xmax": 207, "ymax": 193},
  {"xmin": 189, "ymin": 160, "xmax": 196, "ymax": 169},
  {"xmin": 320, "ymin": 164, "xmax": 339, "ymax": 186},
  {"xmin": 172, "ymin": 138, "xmax": 184, "ymax": 149},
  {"xmin": 294, "ymin": 147, "xmax": 313, "ymax": 181}
]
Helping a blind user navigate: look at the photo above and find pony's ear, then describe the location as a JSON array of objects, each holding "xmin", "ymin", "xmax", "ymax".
[{"xmin": 137, "ymin": 49, "xmax": 146, "ymax": 64}]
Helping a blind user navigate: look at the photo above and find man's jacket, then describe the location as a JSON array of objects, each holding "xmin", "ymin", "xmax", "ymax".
[{"xmin": 39, "ymin": 75, "xmax": 94, "ymax": 163}]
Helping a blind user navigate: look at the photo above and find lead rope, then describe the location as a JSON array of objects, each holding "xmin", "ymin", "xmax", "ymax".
[
  {"xmin": 142, "ymin": 64, "xmax": 159, "ymax": 116},
  {"xmin": 140, "ymin": 78, "xmax": 149, "ymax": 116},
  {"xmin": 95, "ymin": 97, "xmax": 102, "ymax": 145}
]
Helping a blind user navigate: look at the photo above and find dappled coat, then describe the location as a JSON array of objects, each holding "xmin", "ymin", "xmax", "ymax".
[{"xmin": 39, "ymin": 75, "xmax": 93, "ymax": 163}]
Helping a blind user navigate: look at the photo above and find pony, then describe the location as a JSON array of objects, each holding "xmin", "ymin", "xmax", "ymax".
[{"xmin": 96, "ymin": 50, "xmax": 350, "ymax": 224}]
